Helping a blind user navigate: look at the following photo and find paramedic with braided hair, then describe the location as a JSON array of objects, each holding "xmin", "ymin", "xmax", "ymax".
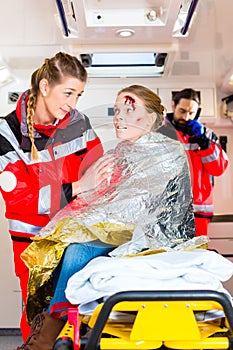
[
  {"xmin": 0, "ymin": 51, "xmax": 112, "ymax": 340},
  {"xmin": 158, "ymin": 88, "xmax": 228, "ymax": 236}
]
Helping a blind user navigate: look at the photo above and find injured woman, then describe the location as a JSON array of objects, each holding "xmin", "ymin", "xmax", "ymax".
[{"xmin": 16, "ymin": 84, "xmax": 201, "ymax": 349}]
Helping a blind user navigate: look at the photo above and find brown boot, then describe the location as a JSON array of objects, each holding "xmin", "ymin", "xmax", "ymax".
[{"xmin": 15, "ymin": 311, "xmax": 66, "ymax": 350}]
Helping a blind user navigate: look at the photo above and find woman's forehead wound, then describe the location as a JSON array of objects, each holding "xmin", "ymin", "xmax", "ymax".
[{"xmin": 124, "ymin": 95, "xmax": 136, "ymax": 110}]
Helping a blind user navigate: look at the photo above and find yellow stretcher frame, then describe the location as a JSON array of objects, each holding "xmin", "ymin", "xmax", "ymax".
[{"xmin": 53, "ymin": 290, "xmax": 233, "ymax": 350}]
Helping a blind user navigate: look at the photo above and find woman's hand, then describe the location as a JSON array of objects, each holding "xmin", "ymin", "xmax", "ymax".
[{"xmin": 72, "ymin": 153, "xmax": 115, "ymax": 196}]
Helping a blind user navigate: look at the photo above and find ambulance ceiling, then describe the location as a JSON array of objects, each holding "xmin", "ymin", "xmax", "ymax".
[
  {"xmin": 58, "ymin": 0, "xmax": 187, "ymax": 42},
  {"xmin": 0, "ymin": 0, "xmax": 232, "ymax": 91}
]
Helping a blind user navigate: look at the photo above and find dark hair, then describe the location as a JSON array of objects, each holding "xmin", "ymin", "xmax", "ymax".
[
  {"xmin": 172, "ymin": 88, "xmax": 200, "ymax": 107},
  {"xmin": 27, "ymin": 52, "xmax": 87, "ymax": 160},
  {"xmin": 117, "ymin": 84, "xmax": 165, "ymax": 130}
]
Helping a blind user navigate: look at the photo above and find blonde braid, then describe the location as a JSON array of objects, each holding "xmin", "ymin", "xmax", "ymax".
[{"xmin": 27, "ymin": 93, "xmax": 38, "ymax": 161}]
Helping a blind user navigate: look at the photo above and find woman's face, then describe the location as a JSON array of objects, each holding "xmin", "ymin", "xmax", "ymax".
[
  {"xmin": 35, "ymin": 76, "xmax": 86, "ymax": 125},
  {"xmin": 113, "ymin": 92, "xmax": 156, "ymax": 141}
]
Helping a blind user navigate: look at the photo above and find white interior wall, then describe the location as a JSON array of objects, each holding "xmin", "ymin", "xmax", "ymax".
[{"xmin": 0, "ymin": 73, "xmax": 232, "ymax": 327}]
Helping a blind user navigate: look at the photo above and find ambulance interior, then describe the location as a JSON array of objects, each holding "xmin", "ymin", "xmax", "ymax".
[{"xmin": 0, "ymin": 0, "xmax": 233, "ymax": 329}]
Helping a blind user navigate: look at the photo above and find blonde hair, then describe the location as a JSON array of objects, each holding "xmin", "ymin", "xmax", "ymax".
[
  {"xmin": 117, "ymin": 85, "xmax": 165, "ymax": 130},
  {"xmin": 27, "ymin": 51, "xmax": 87, "ymax": 160}
]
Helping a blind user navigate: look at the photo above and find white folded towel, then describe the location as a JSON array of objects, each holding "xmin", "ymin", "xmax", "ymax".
[{"xmin": 65, "ymin": 249, "xmax": 233, "ymax": 314}]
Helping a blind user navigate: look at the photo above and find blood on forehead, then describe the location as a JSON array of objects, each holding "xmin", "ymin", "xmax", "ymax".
[{"xmin": 124, "ymin": 95, "xmax": 136, "ymax": 110}]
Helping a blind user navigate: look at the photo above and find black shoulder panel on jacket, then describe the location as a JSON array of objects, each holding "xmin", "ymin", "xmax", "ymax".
[
  {"xmin": 0, "ymin": 111, "xmax": 22, "ymax": 156},
  {"xmin": 83, "ymin": 113, "xmax": 92, "ymax": 129},
  {"xmin": 157, "ymin": 114, "xmax": 179, "ymax": 141}
]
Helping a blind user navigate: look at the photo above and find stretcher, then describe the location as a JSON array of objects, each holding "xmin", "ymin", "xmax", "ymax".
[{"xmin": 53, "ymin": 289, "xmax": 233, "ymax": 350}]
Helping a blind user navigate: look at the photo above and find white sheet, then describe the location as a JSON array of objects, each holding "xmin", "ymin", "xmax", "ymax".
[{"xmin": 65, "ymin": 249, "xmax": 233, "ymax": 314}]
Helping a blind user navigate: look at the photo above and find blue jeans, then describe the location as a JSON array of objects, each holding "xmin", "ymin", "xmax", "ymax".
[{"xmin": 47, "ymin": 240, "xmax": 115, "ymax": 317}]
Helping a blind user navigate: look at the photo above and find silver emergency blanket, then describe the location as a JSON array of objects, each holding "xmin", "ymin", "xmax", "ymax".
[
  {"xmin": 22, "ymin": 131, "xmax": 195, "ymax": 322},
  {"xmin": 36, "ymin": 130, "xmax": 195, "ymax": 245}
]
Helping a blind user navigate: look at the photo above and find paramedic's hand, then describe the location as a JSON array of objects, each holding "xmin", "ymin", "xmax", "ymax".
[
  {"xmin": 72, "ymin": 153, "xmax": 115, "ymax": 196},
  {"xmin": 187, "ymin": 120, "xmax": 210, "ymax": 150},
  {"xmin": 187, "ymin": 119, "xmax": 205, "ymax": 137}
]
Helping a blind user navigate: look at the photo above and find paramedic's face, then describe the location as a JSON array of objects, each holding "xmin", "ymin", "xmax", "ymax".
[
  {"xmin": 113, "ymin": 92, "xmax": 155, "ymax": 142},
  {"xmin": 38, "ymin": 77, "xmax": 85, "ymax": 124},
  {"xmin": 172, "ymin": 98, "xmax": 199, "ymax": 127}
]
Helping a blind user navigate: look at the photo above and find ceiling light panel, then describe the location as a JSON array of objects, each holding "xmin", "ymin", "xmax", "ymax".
[
  {"xmin": 82, "ymin": 0, "xmax": 172, "ymax": 27},
  {"xmin": 78, "ymin": 52, "xmax": 168, "ymax": 78},
  {"xmin": 115, "ymin": 29, "xmax": 135, "ymax": 38}
]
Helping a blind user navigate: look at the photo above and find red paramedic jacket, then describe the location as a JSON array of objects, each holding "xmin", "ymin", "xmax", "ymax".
[
  {"xmin": 0, "ymin": 90, "xmax": 104, "ymax": 244},
  {"xmin": 158, "ymin": 113, "xmax": 228, "ymax": 220}
]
